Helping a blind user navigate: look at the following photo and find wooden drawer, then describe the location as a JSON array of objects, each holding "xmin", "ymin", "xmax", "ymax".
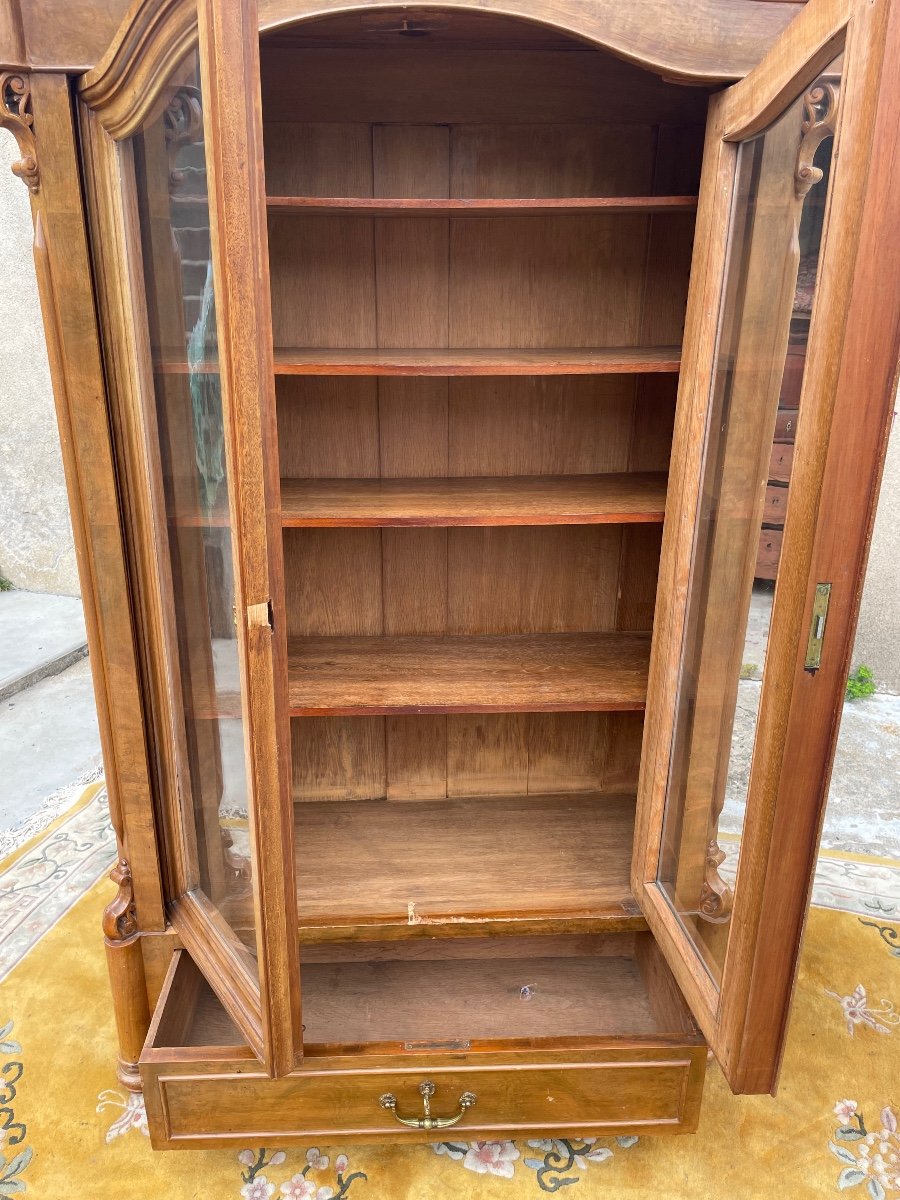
[
  {"xmin": 756, "ymin": 528, "xmax": 784, "ymax": 580},
  {"xmin": 141, "ymin": 938, "xmax": 706, "ymax": 1148},
  {"xmin": 768, "ymin": 443, "xmax": 795, "ymax": 484},
  {"xmin": 763, "ymin": 483, "xmax": 789, "ymax": 525}
]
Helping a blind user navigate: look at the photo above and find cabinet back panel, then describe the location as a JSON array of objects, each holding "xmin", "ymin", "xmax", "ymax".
[
  {"xmin": 290, "ymin": 712, "xmax": 643, "ymax": 801},
  {"xmin": 266, "ymin": 118, "xmax": 698, "ymax": 350},
  {"xmin": 259, "ymin": 44, "xmax": 710, "ymax": 128},
  {"xmin": 276, "ymin": 375, "xmax": 677, "ymax": 479},
  {"xmin": 264, "ymin": 122, "xmax": 666, "ymax": 199},
  {"xmin": 264, "ymin": 33, "xmax": 695, "ymax": 816},
  {"xmin": 270, "ymin": 210, "xmax": 656, "ymax": 350},
  {"xmin": 284, "ymin": 525, "xmax": 660, "ymax": 637}
]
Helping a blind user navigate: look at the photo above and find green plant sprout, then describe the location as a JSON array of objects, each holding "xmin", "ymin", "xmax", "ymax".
[{"xmin": 845, "ymin": 664, "xmax": 876, "ymax": 701}]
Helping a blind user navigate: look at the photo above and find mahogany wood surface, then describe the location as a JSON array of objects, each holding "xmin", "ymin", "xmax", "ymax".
[
  {"xmin": 47, "ymin": 0, "xmax": 892, "ymax": 1146},
  {"xmin": 719, "ymin": 0, "xmax": 900, "ymax": 1094},
  {"xmin": 237, "ymin": 792, "xmax": 640, "ymax": 936},
  {"xmin": 271, "ymin": 347, "xmax": 683, "ymax": 376},
  {"xmin": 266, "ymin": 196, "xmax": 700, "ymax": 217},
  {"xmin": 197, "ymin": 0, "xmax": 302, "ymax": 1077},
  {"xmin": 16, "ymin": 0, "xmax": 801, "ymax": 78},
  {"xmin": 140, "ymin": 945, "xmax": 705, "ymax": 1148},
  {"xmin": 286, "ymin": 632, "xmax": 651, "ymax": 715},
  {"xmin": 24, "ymin": 78, "xmax": 165, "ymax": 932},
  {"xmin": 290, "ymin": 711, "xmax": 644, "ymax": 807},
  {"xmin": 633, "ymin": 0, "xmax": 900, "ymax": 1100},
  {"xmin": 280, "ymin": 472, "xmax": 668, "ymax": 527}
]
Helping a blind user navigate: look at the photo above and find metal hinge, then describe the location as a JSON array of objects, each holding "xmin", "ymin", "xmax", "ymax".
[{"xmin": 804, "ymin": 582, "xmax": 832, "ymax": 671}]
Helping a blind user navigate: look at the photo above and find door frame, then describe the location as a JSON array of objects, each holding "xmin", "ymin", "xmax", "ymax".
[
  {"xmin": 77, "ymin": 0, "xmax": 301, "ymax": 1078},
  {"xmin": 633, "ymin": 0, "xmax": 900, "ymax": 1093}
]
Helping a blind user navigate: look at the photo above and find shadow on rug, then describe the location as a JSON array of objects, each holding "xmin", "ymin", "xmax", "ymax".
[{"xmin": 2, "ymin": 784, "xmax": 900, "ymax": 1197}]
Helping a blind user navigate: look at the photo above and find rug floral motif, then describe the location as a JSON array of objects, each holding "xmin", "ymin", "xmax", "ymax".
[{"xmin": 3, "ymin": 782, "xmax": 900, "ymax": 1197}]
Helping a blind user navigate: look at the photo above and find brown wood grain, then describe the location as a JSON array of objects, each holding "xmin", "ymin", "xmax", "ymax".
[
  {"xmin": 634, "ymin": 0, "xmax": 898, "ymax": 1102},
  {"xmin": 29, "ymin": 78, "xmax": 165, "ymax": 936},
  {"xmin": 198, "ymin": 0, "xmax": 302, "ymax": 1077},
  {"xmin": 280, "ymin": 472, "xmax": 668, "ymax": 527},
  {"xmin": 273, "ymin": 793, "xmax": 639, "ymax": 934},
  {"xmin": 286, "ymin": 632, "xmax": 651, "ymax": 715},
  {"xmin": 271, "ymin": 347, "xmax": 683, "ymax": 375},
  {"xmin": 267, "ymin": 196, "xmax": 700, "ymax": 216}
]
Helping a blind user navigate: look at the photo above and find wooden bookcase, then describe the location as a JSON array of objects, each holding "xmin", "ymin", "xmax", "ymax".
[
  {"xmin": 254, "ymin": 27, "xmax": 700, "ymax": 959},
  {"xmin": 7, "ymin": 0, "xmax": 900, "ymax": 1149}
]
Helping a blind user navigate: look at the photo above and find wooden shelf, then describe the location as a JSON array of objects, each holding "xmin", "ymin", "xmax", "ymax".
[
  {"xmin": 284, "ymin": 793, "xmax": 641, "ymax": 939},
  {"xmin": 287, "ymin": 632, "xmax": 650, "ymax": 715},
  {"xmin": 280, "ymin": 472, "xmax": 668, "ymax": 527},
  {"xmin": 267, "ymin": 195, "xmax": 699, "ymax": 218},
  {"xmin": 272, "ymin": 346, "xmax": 682, "ymax": 376}
]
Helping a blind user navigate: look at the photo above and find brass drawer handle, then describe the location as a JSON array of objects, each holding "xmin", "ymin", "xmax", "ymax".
[{"xmin": 379, "ymin": 1080, "xmax": 477, "ymax": 1129}]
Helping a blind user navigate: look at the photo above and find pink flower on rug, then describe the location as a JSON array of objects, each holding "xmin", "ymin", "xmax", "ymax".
[
  {"xmin": 96, "ymin": 1089, "xmax": 149, "ymax": 1142},
  {"xmin": 241, "ymin": 1178, "xmax": 275, "ymax": 1200},
  {"xmin": 463, "ymin": 1142, "xmax": 520, "ymax": 1178},
  {"xmin": 335, "ymin": 1154, "xmax": 349, "ymax": 1174},
  {"xmin": 306, "ymin": 1148, "xmax": 330, "ymax": 1170},
  {"xmin": 834, "ymin": 1099, "xmax": 859, "ymax": 1121},
  {"xmin": 280, "ymin": 1175, "xmax": 333, "ymax": 1200},
  {"xmin": 825, "ymin": 984, "xmax": 899, "ymax": 1036}
]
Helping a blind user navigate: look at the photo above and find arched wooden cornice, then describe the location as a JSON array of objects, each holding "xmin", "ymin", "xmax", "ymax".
[
  {"xmin": 79, "ymin": 0, "xmax": 197, "ymax": 140},
  {"xmin": 79, "ymin": 0, "xmax": 802, "ymax": 141},
  {"xmin": 258, "ymin": 0, "xmax": 799, "ymax": 83}
]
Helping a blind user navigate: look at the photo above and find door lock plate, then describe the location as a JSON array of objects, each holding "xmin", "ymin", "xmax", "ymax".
[{"xmin": 805, "ymin": 582, "xmax": 832, "ymax": 671}]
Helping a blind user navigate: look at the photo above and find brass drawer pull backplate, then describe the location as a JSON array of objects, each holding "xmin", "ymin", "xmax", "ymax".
[{"xmin": 379, "ymin": 1080, "xmax": 477, "ymax": 1129}]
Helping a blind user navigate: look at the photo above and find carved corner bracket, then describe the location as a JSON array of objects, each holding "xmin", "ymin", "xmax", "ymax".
[
  {"xmin": 795, "ymin": 77, "xmax": 842, "ymax": 200},
  {"xmin": 0, "ymin": 73, "xmax": 39, "ymax": 193},
  {"xmin": 163, "ymin": 85, "xmax": 202, "ymax": 190},
  {"xmin": 698, "ymin": 839, "xmax": 734, "ymax": 924},
  {"xmin": 221, "ymin": 828, "xmax": 251, "ymax": 883},
  {"xmin": 103, "ymin": 858, "xmax": 139, "ymax": 943}
]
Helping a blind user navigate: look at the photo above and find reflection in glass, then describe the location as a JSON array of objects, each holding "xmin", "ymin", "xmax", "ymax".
[
  {"xmin": 131, "ymin": 53, "xmax": 255, "ymax": 954},
  {"xmin": 657, "ymin": 62, "xmax": 842, "ymax": 982}
]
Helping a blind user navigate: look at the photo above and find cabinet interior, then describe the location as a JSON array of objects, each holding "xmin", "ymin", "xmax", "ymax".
[
  {"xmin": 151, "ymin": 934, "xmax": 698, "ymax": 1054},
  {"xmin": 245, "ymin": 11, "xmax": 709, "ymax": 954}
]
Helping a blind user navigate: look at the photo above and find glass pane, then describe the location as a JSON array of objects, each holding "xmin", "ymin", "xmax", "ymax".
[
  {"xmin": 657, "ymin": 60, "xmax": 843, "ymax": 982},
  {"xmin": 131, "ymin": 53, "xmax": 256, "ymax": 959}
]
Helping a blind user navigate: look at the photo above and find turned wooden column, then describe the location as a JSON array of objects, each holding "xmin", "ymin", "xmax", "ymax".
[{"xmin": 103, "ymin": 858, "xmax": 151, "ymax": 1092}]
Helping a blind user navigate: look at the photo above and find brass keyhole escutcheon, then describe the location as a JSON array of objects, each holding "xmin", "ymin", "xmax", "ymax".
[{"xmin": 379, "ymin": 1080, "xmax": 477, "ymax": 1129}]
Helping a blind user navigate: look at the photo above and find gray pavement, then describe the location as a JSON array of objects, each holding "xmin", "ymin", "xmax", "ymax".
[
  {"xmin": 0, "ymin": 589, "xmax": 87, "ymax": 700},
  {"xmin": 1, "ymin": 656, "xmax": 102, "ymax": 827}
]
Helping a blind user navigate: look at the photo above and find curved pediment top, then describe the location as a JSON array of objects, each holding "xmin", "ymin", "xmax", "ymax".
[
  {"xmin": 79, "ymin": 0, "xmax": 197, "ymax": 140},
  {"xmin": 79, "ymin": 0, "xmax": 802, "ymax": 140},
  {"xmin": 257, "ymin": 0, "xmax": 801, "ymax": 82}
]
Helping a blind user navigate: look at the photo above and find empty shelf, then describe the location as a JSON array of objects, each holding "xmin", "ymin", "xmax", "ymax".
[
  {"xmin": 266, "ymin": 195, "xmax": 699, "ymax": 217},
  {"xmin": 272, "ymin": 346, "xmax": 682, "ymax": 376},
  {"xmin": 280, "ymin": 472, "xmax": 668, "ymax": 527},
  {"xmin": 287, "ymin": 632, "xmax": 651, "ymax": 715},
  {"xmin": 218, "ymin": 796, "xmax": 642, "ymax": 939}
]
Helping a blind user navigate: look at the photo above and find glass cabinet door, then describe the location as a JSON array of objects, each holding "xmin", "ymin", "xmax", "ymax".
[
  {"xmin": 106, "ymin": 0, "xmax": 300, "ymax": 1077},
  {"xmin": 635, "ymin": 0, "xmax": 896, "ymax": 1094}
]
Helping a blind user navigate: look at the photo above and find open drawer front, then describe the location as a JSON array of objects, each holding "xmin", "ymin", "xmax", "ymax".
[{"xmin": 140, "ymin": 934, "xmax": 707, "ymax": 1148}]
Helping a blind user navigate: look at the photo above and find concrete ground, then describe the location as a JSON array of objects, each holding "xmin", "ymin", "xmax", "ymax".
[
  {"xmin": 0, "ymin": 591, "xmax": 101, "ymax": 832},
  {"xmin": 722, "ymin": 682, "xmax": 900, "ymax": 859},
  {"xmin": 0, "ymin": 589, "xmax": 87, "ymax": 700}
]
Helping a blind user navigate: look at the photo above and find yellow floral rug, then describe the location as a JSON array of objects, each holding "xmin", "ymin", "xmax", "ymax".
[{"xmin": 3, "ymin": 783, "xmax": 900, "ymax": 1198}]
